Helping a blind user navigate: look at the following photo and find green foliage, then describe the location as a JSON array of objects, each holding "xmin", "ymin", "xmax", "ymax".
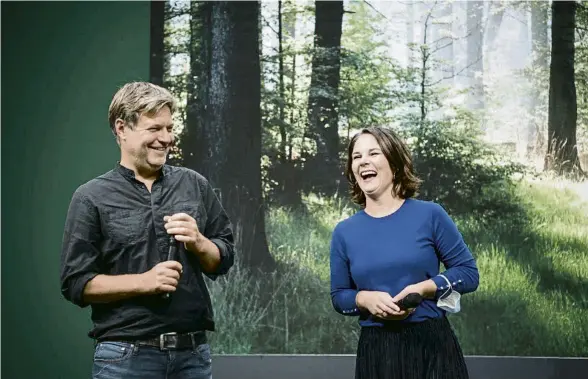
[
  {"xmin": 261, "ymin": 0, "xmax": 401, "ymax": 203},
  {"xmin": 399, "ymin": 115, "xmax": 526, "ymax": 217},
  {"xmin": 259, "ymin": 0, "xmax": 315, "ymax": 204},
  {"xmin": 390, "ymin": 7, "xmax": 527, "ymax": 218},
  {"xmin": 338, "ymin": 0, "xmax": 397, "ymax": 132}
]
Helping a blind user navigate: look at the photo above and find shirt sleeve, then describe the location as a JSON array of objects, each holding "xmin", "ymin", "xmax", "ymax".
[
  {"xmin": 201, "ymin": 179, "xmax": 236, "ymax": 280},
  {"xmin": 330, "ymin": 225, "xmax": 361, "ymax": 316},
  {"xmin": 430, "ymin": 203, "xmax": 480, "ymax": 299},
  {"xmin": 60, "ymin": 189, "xmax": 102, "ymax": 308}
]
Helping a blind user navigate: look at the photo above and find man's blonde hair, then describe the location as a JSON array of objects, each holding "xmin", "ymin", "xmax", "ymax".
[{"xmin": 108, "ymin": 82, "xmax": 177, "ymax": 135}]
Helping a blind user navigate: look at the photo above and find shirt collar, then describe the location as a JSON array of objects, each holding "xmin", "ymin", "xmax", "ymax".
[{"xmin": 115, "ymin": 162, "xmax": 171, "ymax": 180}]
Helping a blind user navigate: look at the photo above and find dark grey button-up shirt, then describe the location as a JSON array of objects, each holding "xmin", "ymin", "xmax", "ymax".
[{"xmin": 60, "ymin": 163, "xmax": 235, "ymax": 341}]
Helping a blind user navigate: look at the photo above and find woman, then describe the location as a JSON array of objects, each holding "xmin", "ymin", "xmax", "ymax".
[{"xmin": 330, "ymin": 126, "xmax": 479, "ymax": 379}]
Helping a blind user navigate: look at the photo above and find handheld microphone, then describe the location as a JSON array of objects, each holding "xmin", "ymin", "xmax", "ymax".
[
  {"xmin": 162, "ymin": 235, "xmax": 179, "ymax": 300},
  {"xmin": 396, "ymin": 293, "xmax": 423, "ymax": 310}
]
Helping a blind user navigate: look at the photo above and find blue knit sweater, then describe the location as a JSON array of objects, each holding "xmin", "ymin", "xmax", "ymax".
[{"xmin": 330, "ymin": 198, "xmax": 479, "ymax": 326}]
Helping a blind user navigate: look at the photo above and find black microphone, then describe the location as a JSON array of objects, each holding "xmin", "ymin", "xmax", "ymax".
[
  {"xmin": 396, "ymin": 293, "xmax": 423, "ymax": 310},
  {"xmin": 162, "ymin": 235, "xmax": 179, "ymax": 300}
]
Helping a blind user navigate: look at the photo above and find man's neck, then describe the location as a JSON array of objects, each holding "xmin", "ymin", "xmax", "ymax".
[{"xmin": 119, "ymin": 158, "xmax": 161, "ymax": 185}]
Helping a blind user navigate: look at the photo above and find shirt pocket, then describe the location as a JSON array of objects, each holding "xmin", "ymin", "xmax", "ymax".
[
  {"xmin": 104, "ymin": 209, "xmax": 148, "ymax": 245},
  {"xmin": 174, "ymin": 201, "xmax": 207, "ymax": 231}
]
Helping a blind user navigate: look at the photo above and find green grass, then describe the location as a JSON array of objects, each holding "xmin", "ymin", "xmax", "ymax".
[
  {"xmin": 205, "ymin": 177, "xmax": 588, "ymax": 357},
  {"xmin": 451, "ymin": 178, "xmax": 588, "ymax": 356}
]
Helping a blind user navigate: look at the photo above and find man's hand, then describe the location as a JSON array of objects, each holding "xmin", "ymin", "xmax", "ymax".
[
  {"xmin": 140, "ymin": 261, "xmax": 183, "ymax": 294},
  {"xmin": 356, "ymin": 290, "xmax": 412, "ymax": 320},
  {"xmin": 164, "ymin": 213, "xmax": 204, "ymax": 253},
  {"xmin": 163, "ymin": 212, "xmax": 222, "ymax": 273}
]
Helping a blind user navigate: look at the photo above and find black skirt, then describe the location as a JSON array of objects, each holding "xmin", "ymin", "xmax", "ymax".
[{"xmin": 355, "ymin": 316, "xmax": 469, "ymax": 379}]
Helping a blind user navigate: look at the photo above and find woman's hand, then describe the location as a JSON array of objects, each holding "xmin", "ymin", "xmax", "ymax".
[
  {"xmin": 391, "ymin": 279, "xmax": 437, "ymax": 305},
  {"xmin": 356, "ymin": 291, "xmax": 412, "ymax": 320}
]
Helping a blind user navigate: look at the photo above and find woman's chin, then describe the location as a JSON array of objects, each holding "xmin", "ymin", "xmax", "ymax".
[
  {"xmin": 363, "ymin": 188, "xmax": 380, "ymax": 198},
  {"xmin": 363, "ymin": 187, "xmax": 392, "ymax": 201}
]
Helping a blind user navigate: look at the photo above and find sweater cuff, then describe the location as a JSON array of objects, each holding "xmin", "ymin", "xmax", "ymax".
[{"xmin": 432, "ymin": 274, "xmax": 452, "ymax": 300}]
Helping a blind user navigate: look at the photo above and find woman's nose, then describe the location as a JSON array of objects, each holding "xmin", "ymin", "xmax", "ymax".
[{"xmin": 359, "ymin": 156, "xmax": 370, "ymax": 166}]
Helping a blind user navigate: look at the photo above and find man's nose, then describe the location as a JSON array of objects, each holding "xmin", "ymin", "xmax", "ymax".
[{"xmin": 159, "ymin": 129, "xmax": 174, "ymax": 144}]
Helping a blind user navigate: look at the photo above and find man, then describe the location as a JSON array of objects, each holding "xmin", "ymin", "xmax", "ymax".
[{"xmin": 60, "ymin": 82, "xmax": 235, "ymax": 379}]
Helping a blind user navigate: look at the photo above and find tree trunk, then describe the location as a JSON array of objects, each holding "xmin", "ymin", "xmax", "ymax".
[
  {"xmin": 278, "ymin": 0, "xmax": 287, "ymax": 163},
  {"xmin": 419, "ymin": 7, "xmax": 433, "ymax": 124},
  {"xmin": 184, "ymin": 1, "xmax": 276, "ymax": 271},
  {"xmin": 484, "ymin": 1, "xmax": 504, "ymax": 53},
  {"xmin": 150, "ymin": 1, "xmax": 165, "ymax": 86},
  {"xmin": 430, "ymin": 1, "xmax": 454, "ymax": 86},
  {"xmin": 528, "ymin": 2, "xmax": 549, "ymax": 157},
  {"xmin": 544, "ymin": 1, "xmax": 582, "ymax": 175},
  {"xmin": 406, "ymin": 1, "xmax": 415, "ymax": 65},
  {"xmin": 184, "ymin": 1, "xmax": 210, "ymax": 173},
  {"xmin": 275, "ymin": 0, "xmax": 301, "ymax": 208},
  {"xmin": 466, "ymin": 1, "xmax": 484, "ymax": 111},
  {"xmin": 287, "ymin": 1, "xmax": 296, "ymax": 162},
  {"xmin": 306, "ymin": 1, "xmax": 344, "ymax": 196}
]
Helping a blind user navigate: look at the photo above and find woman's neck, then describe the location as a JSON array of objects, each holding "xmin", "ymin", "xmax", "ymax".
[{"xmin": 364, "ymin": 193, "xmax": 405, "ymax": 218}]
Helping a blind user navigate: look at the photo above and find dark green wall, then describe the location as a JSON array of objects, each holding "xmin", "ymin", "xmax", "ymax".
[{"xmin": 1, "ymin": 2, "xmax": 151, "ymax": 377}]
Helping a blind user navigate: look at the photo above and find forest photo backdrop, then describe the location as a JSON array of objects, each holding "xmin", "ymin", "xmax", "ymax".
[{"xmin": 150, "ymin": 0, "xmax": 588, "ymax": 356}]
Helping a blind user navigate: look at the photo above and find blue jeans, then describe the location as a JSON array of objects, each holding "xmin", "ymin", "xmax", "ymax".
[{"xmin": 92, "ymin": 341, "xmax": 212, "ymax": 379}]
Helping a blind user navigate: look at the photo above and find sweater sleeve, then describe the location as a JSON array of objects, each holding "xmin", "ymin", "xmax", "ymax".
[
  {"xmin": 430, "ymin": 203, "xmax": 480, "ymax": 299},
  {"xmin": 329, "ymin": 225, "xmax": 361, "ymax": 316}
]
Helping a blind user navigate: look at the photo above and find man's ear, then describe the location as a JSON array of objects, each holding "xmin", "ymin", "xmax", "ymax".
[{"xmin": 114, "ymin": 119, "xmax": 126, "ymax": 141}]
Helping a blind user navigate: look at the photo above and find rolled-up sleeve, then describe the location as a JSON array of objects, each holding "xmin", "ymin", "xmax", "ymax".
[
  {"xmin": 201, "ymin": 180, "xmax": 235, "ymax": 280},
  {"xmin": 330, "ymin": 226, "xmax": 361, "ymax": 316},
  {"xmin": 60, "ymin": 189, "xmax": 102, "ymax": 307},
  {"xmin": 431, "ymin": 203, "xmax": 480, "ymax": 299}
]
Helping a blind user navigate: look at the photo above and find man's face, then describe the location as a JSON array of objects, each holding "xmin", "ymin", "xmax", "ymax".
[{"xmin": 118, "ymin": 106, "xmax": 174, "ymax": 175}]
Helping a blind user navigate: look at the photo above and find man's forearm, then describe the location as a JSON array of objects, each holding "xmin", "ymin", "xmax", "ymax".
[
  {"xmin": 189, "ymin": 235, "xmax": 222, "ymax": 273},
  {"xmin": 83, "ymin": 273, "xmax": 147, "ymax": 304}
]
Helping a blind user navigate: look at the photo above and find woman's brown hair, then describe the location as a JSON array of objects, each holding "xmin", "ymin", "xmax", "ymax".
[{"xmin": 345, "ymin": 126, "xmax": 421, "ymax": 207}]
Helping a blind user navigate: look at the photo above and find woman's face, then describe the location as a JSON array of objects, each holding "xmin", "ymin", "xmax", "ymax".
[{"xmin": 351, "ymin": 133, "xmax": 394, "ymax": 200}]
